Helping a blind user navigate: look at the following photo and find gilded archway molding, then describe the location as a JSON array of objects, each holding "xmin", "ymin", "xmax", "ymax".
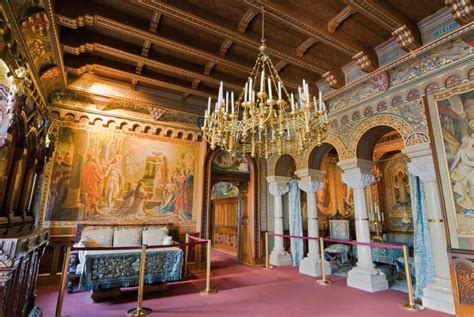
[{"xmin": 345, "ymin": 113, "xmax": 415, "ymax": 160}]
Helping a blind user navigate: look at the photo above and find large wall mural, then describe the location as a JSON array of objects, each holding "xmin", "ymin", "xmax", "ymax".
[
  {"xmin": 430, "ymin": 88, "xmax": 474, "ymax": 238},
  {"xmin": 42, "ymin": 121, "xmax": 201, "ymax": 226}
]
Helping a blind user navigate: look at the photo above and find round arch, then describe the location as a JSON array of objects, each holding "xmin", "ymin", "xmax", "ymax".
[
  {"xmin": 346, "ymin": 114, "xmax": 414, "ymax": 160},
  {"xmin": 275, "ymin": 154, "xmax": 296, "ymax": 177},
  {"xmin": 301, "ymin": 133, "xmax": 344, "ymax": 170}
]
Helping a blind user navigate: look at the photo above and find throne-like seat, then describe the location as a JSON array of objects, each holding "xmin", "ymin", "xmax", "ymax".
[{"xmin": 324, "ymin": 219, "xmax": 351, "ymax": 267}]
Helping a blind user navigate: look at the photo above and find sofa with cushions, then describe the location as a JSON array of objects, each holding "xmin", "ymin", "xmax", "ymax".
[{"xmin": 68, "ymin": 225, "xmax": 183, "ymax": 300}]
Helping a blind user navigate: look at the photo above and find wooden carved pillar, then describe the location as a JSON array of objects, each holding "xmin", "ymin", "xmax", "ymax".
[
  {"xmin": 4, "ymin": 146, "xmax": 27, "ymax": 218},
  {"xmin": 237, "ymin": 182, "xmax": 249, "ymax": 263},
  {"xmin": 16, "ymin": 156, "xmax": 37, "ymax": 218}
]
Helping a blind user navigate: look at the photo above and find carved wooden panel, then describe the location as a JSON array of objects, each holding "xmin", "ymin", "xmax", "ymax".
[
  {"xmin": 211, "ymin": 198, "xmax": 238, "ymax": 255},
  {"xmin": 449, "ymin": 250, "xmax": 474, "ymax": 317}
]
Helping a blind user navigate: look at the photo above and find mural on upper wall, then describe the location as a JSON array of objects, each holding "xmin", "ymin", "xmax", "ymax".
[
  {"xmin": 434, "ymin": 89, "xmax": 474, "ymax": 237},
  {"xmin": 210, "ymin": 182, "xmax": 239, "ymax": 200},
  {"xmin": 43, "ymin": 122, "xmax": 200, "ymax": 224},
  {"xmin": 212, "ymin": 150, "xmax": 249, "ymax": 173}
]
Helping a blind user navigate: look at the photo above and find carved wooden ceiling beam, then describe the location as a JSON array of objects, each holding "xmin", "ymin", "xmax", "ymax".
[
  {"xmin": 238, "ymin": 8, "xmax": 258, "ymax": 33},
  {"xmin": 135, "ymin": 10, "xmax": 161, "ymax": 84},
  {"xmin": 192, "ymin": 79, "xmax": 201, "ymax": 90},
  {"xmin": 274, "ymin": 60, "xmax": 287, "ymax": 73},
  {"xmin": 62, "ymin": 42, "xmax": 242, "ymax": 91},
  {"xmin": 328, "ymin": 5, "xmax": 356, "ymax": 33},
  {"xmin": 352, "ymin": 49, "xmax": 378, "ymax": 73},
  {"xmin": 67, "ymin": 63, "xmax": 212, "ymax": 98},
  {"xmin": 56, "ymin": 14, "xmax": 252, "ymax": 76},
  {"xmin": 445, "ymin": 0, "xmax": 474, "ymax": 25},
  {"xmin": 343, "ymin": 0, "xmax": 421, "ymax": 52},
  {"xmin": 220, "ymin": 39, "xmax": 234, "ymax": 57},
  {"xmin": 243, "ymin": 0, "xmax": 363, "ymax": 56},
  {"xmin": 204, "ymin": 62, "xmax": 216, "ymax": 75},
  {"xmin": 296, "ymin": 37, "xmax": 318, "ymax": 57},
  {"xmin": 322, "ymin": 69, "xmax": 345, "ymax": 89},
  {"xmin": 133, "ymin": 0, "xmax": 328, "ymax": 74}
]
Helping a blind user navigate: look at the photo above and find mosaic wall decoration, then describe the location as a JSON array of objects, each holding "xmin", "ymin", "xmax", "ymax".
[
  {"xmin": 210, "ymin": 182, "xmax": 239, "ymax": 200},
  {"xmin": 212, "ymin": 150, "xmax": 249, "ymax": 173},
  {"xmin": 42, "ymin": 121, "xmax": 201, "ymax": 226}
]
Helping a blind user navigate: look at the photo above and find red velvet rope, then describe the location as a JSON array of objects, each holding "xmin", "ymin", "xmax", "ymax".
[
  {"xmin": 266, "ymin": 232, "xmax": 404, "ymax": 250},
  {"xmin": 267, "ymin": 232, "xmax": 319, "ymax": 241},
  {"xmin": 187, "ymin": 235, "xmax": 209, "ymax": 243}
]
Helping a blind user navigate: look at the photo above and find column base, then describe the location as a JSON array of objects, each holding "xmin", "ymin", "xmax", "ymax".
[
  {"xmin": 346, "ymin": 266, "xmax": 388, "ymax": 293},
  {"xmin": 422, "ymin": 278, "xmax": 455, "ymax": 315},
  {"xmin": 299, "ymin": 256, "xmax": 331, "ymax": 277},
  {"xmin": 270, "ymin": 250, "xmax": 292, "ymax": 266}
]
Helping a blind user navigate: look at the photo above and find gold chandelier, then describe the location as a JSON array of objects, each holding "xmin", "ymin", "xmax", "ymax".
[{"xmin": 201, "ymin": 9, "xmax": 328, "ymax": 159}]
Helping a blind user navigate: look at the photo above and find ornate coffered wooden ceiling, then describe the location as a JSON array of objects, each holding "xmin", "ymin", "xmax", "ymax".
[{"xmin": 14, "ymin": 0, "xmax": 456, "ymax": 117}]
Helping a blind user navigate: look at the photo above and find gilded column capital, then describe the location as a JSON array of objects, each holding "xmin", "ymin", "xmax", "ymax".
[{"xmin": 267, "ymin": 175, "xmax": 290, "ymax": 197}]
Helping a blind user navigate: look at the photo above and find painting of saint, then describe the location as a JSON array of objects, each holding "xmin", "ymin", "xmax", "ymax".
[{"xmin": 44, "ymin": 124, "xmax": 199, "ymax": 224}]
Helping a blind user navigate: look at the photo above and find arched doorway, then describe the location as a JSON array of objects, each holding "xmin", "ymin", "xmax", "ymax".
[
  {"xmin": 202, "ymin": 150, "xmax": 259, "ymax": 265},
  {"xmin": 307, "ymin": 143, "xmax": 347, "ymax": 231},
  {"xmin": 354, "ymin": 126, "xmax": 414, "ymax": 289}
]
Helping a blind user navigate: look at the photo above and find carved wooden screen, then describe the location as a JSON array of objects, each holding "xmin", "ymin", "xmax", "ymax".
[{"xmin": 211, "ymin": 197, "xmax": 238, "ymax": 255}]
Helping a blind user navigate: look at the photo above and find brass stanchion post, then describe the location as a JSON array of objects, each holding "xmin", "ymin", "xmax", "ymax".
[
  {"xmin": 264, "ymin": 232, "xmax": 271, "ymax": 269},
  {"xmin": 55, "ymin": 245, "xmax": 71, "ymax": 317},
  {"xmin": 401, "ymin": 245, "xmax": 424, "ymax": 311},
  {"xmin": 316, "ymin": 237, "xmax": 332, "ymax": 286},
  {"xmin": 184, "ymin": 233, "xmax": 190, "ymax": 276},
  {"xmin": 128, "ymin": 245, "xmax": 152, "ymax": 316},
  {"xmin": 200, "ymin": 240, "xmax": 217, "ymax": 295}
]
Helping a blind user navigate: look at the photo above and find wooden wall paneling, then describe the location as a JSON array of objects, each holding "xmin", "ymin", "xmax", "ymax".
[{"xmin": 449, "ymin": 249, "xmax": 474, "ymax": 317}]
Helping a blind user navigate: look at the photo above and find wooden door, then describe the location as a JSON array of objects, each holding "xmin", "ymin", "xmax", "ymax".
[{"xmin": 211, "ymin": 198, "xmax": 239, "ymax": 255}]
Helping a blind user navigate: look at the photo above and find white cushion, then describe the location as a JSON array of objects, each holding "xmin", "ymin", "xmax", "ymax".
[
  {"xmin": 81, "ymin": 228, "xmax": 114, "ymax": 247},
  {"xmin": 113, "ymin": 228, "xmax": 141, "ymax": 247},
  {"xmin": 162, "ymin": 236, "xmax": 173, "ymax": 245},
  {"xmin": 142, "ymin": 229, "xmax": 168, "ymax": 246},
  {"xmin": 143, "ymin": 226, "xmax": 168, "ymax": 235}
]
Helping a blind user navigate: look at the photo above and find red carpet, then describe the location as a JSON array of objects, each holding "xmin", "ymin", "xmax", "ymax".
[{"xmin": 36, "ymin": 251, "xmax": 451, "ymax": 317}]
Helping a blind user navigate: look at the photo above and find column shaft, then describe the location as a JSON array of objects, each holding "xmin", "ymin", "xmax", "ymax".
[
  {"xmin": 353, "ymin": 187, "xmax": 373, "ymax": 268},
  {"xmin": 306, "ymin": 193, "xmax": 319, "ymax": 258},
  {"xmin": 273, "ymin": 194, "xmax": 284, "ymax": 252}
]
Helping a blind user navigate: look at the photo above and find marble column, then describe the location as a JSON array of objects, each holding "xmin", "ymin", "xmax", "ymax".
[
  {"xmin": 267, "ymin": 175, "xmax": 292, "ymax": 266},
  {"xmin": 338, "ymin": 159, "xmax": 389, "ymax": 292},
  {"xmin": 403, "ymin": 144, "xmax": 454, "ymax": 314},
  {"xmin": 295, "ymin": 168, "xmax": 331, "ymax": 277}
]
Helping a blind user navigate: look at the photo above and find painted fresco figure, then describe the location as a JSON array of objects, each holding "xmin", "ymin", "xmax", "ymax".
[
  {"xmin": 394, "ymin": 170, "xmax": 410, "ymax": 205},
  {"xmin": 81, "ymin": 153, "xmax": 103, "ymax": 217},
  {"xmin": 125, "ymin": 180, "xmax": 148, "ymax": 217},
  {"xmin": 450, "ymin": 134, "xmax": 474, "ymax": 216},
  {"xmin": 104, "ymin": 158, "xmax": 123, "ymax": 207},
  {"xmin": 155, "ymin": 182, "xmax": 176, "ymax": 213}
]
